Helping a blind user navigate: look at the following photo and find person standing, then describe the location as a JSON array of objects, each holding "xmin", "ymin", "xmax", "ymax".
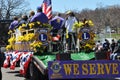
[
  {"xmin": 110, "ymin": 39, "xmax": 116, "ymax": 53},
  {"xmin": 16, "ymin": 15, "xmax": 28, "ymax": 28},
  {"xmin": 28, "ymin": 10, "xmax": 35, "ymax": 22},
  {"xmin": 65, "ymin": 11, "xmax": 78, "ymax": 51},
  {"xmin": 95, "ymin": 40, "xmax": 103, "ymax": 51},
  {"xmin": 103, "ymin": 39, "xmax": 110, "ymax": 51},
  {"xmin": 9, "ymin": 16, "xmax": 19, "ymax": 30},
  {"xmin": 30, "ymin": 6, "xmax": 48, "ymax": 24},
  {"xmin": 50, "ymin": 13, "xmax": 64, "ymax": 31},
  {"xmin": 49, "ymin": 13, "xmax": 65, "ymax": 52}
]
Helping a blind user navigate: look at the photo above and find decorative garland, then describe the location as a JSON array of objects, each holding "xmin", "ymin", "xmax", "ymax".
[{"xmin": 73, "ymin": 19, "xmax": 95, "ymax": 52}]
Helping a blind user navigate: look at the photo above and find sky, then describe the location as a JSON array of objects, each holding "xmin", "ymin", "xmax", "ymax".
[{"xmin": 29, "ymin": 0, "xmax": 120, "ymax": 13}]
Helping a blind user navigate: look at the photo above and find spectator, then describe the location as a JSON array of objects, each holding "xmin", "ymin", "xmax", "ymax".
[
  {"xmin": 110, "ymin": 39, "xmax": 120, "ymax": 60},
  {"xmin": 114, "ymin": 39, "xmax": 120, "ymax": 53},
  {"xmin": 103, "ymin": 39, "xmax": 110, "ymax": 51},
  {"xmin": 30, "ymin": 6, "xmax": 48, "ymax": 24},
  {"xmin": 110, "ymin": 39, "xmax": 116, "ymax": 53},
  {"xmin": 95, "ymin": 40, "xmax": 103, "ymax": 51},
  {"xmin": 9, "ymin": 16, "xmax": 19, "ymax": 30}
]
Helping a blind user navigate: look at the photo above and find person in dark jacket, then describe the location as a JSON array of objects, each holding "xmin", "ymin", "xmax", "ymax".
[
  {"xmin": 103, "ymin": 39, "xmax": 110, "ymax": 51},
  {"xmin": 110, "ymin": 39, "xmax": 116, "ymax": 53}
]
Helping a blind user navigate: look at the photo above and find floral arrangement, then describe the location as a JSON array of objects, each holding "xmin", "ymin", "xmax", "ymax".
[
  {"xmin": 6, "ymin": 20, "xmax": 51, "ymax": 52},
  {"xmin": 28, "ymin": 21, "xmax": 52, "ymax": 29},
  {"xmin": 24, "ymin": 33, "xmax": 35, "ymax": 42},
  {"xmin": 6, "ymin": 36, "xmax": 16, "ymax": 51},
  {"xmin": 73, "ymin": 20, "xmax": 94, "ymax": 29},
  {"xmin": 6, "ymin": 45, "xmax": 12, "ymax": 51},
  {"xmin": 8, "ymin": 30, "xmax": 15, "ymax": 34},
  {"xmin": 80, "ymin": 40, "xmax": 95, "ymax": 53},
  {"xmin": 17, "ymin": 35, "xmax": 25, "ymax": 42},
  {"xmin": 8, "ymin": 36, "xmax": 16, "ymax": 45},
  {"xmin": 16, "ymin": 33, "xmax": 35, "ymax": 42},
  {"xmin": 30, "ymin": 41, "xmax": 44, "ymax": 53},
  {"xmin": 17, "ymin": 22, "xmax": 52, "ymax": 32},
  {"xmin": 75, "ymin": 19, "xmax": 95, "ymax": 53},
  {"xmin": 18, "ymin": 24, "xmax": 26, "ymax": 31}
]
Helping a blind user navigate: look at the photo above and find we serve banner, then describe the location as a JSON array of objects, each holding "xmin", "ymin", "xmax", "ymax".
[{"xmin": 48, "ymin": 60, "xmax": 120, "ymax": 79}]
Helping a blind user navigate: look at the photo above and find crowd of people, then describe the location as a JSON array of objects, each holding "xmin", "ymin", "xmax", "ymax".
[{"xmin": 95, "ymin": 38, "xmax": 120, "ymax": 60}]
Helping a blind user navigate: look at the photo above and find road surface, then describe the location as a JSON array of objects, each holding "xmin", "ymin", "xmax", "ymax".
[
  {"xmin": 1, "ymin": 67, "xmax": 120, "ymax": 80},
  {"xmin": 1, "ymin": 67, "xmax": 27, "ymax": 80}
]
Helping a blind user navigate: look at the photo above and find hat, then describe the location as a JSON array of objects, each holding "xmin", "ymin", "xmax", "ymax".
[
  {"xmin": 37, "ymin": 6, "xmax": 42, "ymax": 10},
  {"xmin": 66, "ymin": 10, "xmax": 72, "ymax": 15}
]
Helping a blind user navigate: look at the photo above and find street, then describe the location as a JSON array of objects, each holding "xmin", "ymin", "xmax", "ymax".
[
  {"xmin": 1, "ymin": 67, "xmax": 120, "ymax": 80},
  {"xmin": 1, "ymin": 67, "xmax": 26, "ymax": 80}
]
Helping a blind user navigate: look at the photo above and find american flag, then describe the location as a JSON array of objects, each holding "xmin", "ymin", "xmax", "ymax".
[{"xmin": 42, "ymin": 0, "xmax": 52, "ymax": 20}]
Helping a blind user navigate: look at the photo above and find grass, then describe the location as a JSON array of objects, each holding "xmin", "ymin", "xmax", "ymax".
[{"xmin": 95, "ymin": 33, "xmax": 120, "ymax": 41}]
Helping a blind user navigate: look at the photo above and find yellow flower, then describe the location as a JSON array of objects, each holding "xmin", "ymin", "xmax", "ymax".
[
  {"xmin": 17, "ymin": 36, "xmax": 25, "ymax": 42},
  {"xmin": 29, "ymin": 23, "xmax": 34, "ymax": 29},
  {"xmin": 8, "ymin": 37, "xmax": 15, "ymax": 45},
  {"xmin": 6, "ymin": 45, "xmax": 12, "ymax": 51},
  {"xmin": 18, "ymin": 26, "xmax": 25, "ymax": 31},
  {"xmin": 73, "ymin": 21, "xmax": 84, "ymax": 30},
  {"xmin": 78, "ymin": 22, "xmax": 84, "ymax": 27},
  {"xmin": 85, "ymin": 21, "xmax": 88, "ymax": 24},
  {"xmin": 36, "ymin": 21, "xmax": 41, "ymax": 25},
  {"xmin": 24, "ymin": 33, "xmax": 35, "ymax": 41},
  {"xmin": 8, "ymin": 30, "xmax": 13, "ymax": 34},
  {"xmin": 22, "ymin": 24, "xmax": 26, "ymax": 27},
  {"xmin": 88, "ymin": 20, "xmax": 94, "ymax": 26},
  {"xmin": 30, "ymin": 41, "xmax": 43, "ymax": 52},
  {"xmin": 84, "ymin": 43, "xmax": 92, "ymax": 49}
]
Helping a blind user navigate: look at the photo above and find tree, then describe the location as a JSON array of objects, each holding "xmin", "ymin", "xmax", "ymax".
[{"xmin": 0, "ymin": 0, "xmax": 30, "ymax": 19}]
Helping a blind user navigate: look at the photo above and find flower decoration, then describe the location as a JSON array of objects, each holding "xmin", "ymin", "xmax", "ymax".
[
  {"xmin": 28, "ymin": 22, "xmax": 35, "ymax": 29},
  {"xmin": 8, "ymin": 36, "xmax": 16, "ymax": 45},
  {"xmin": 17, "ymin": 36, "xmax": 25, "ymax": 42},
  {"xmin": 30, "ymin": 41, "xmax": 44, "ymax": 53},
  {"xmin": 73, "ymin": 19, "xmax": 94, "ymax": 30},
  {"xmin": 84, "ymin": 43, "xmax": 92, "ymax": 49},
  {"xmin": 8, "ymin": 30, "xmax": 14, "ymax": 34},
  {"xmin": 80, "ymin": 40, "xmax": 95, "ymax": 53},
  {"xmin": 6, "ymin": 45, "xmax": 12, "ymax": 51},
  {"xmin": 85, "ymin": 20, "xmax": 94, "ymax": 27},
  {"xmin": 24, "ymin": 33, "xmax": 35, "ymax": 41},
  {"xmin": 18, "ymin": 23, "xmax": 26, "ymax": 31},
  {"xmin": 28, "ymin": 21, "xmax": 52, "ymax": 29}
]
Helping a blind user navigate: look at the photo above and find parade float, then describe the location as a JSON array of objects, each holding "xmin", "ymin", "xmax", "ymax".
[
  {"xmin": 3, "ymin": 19, "xmax": 95, "ymax": 79},
  {"xmin": 3, "ymin": 18, "xmax": 120, "ymax": 80}
]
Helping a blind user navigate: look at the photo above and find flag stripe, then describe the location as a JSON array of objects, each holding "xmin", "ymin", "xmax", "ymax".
[{"xmin": 42, "ymin": 0, "xmax": 52, "ymax": 20}]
